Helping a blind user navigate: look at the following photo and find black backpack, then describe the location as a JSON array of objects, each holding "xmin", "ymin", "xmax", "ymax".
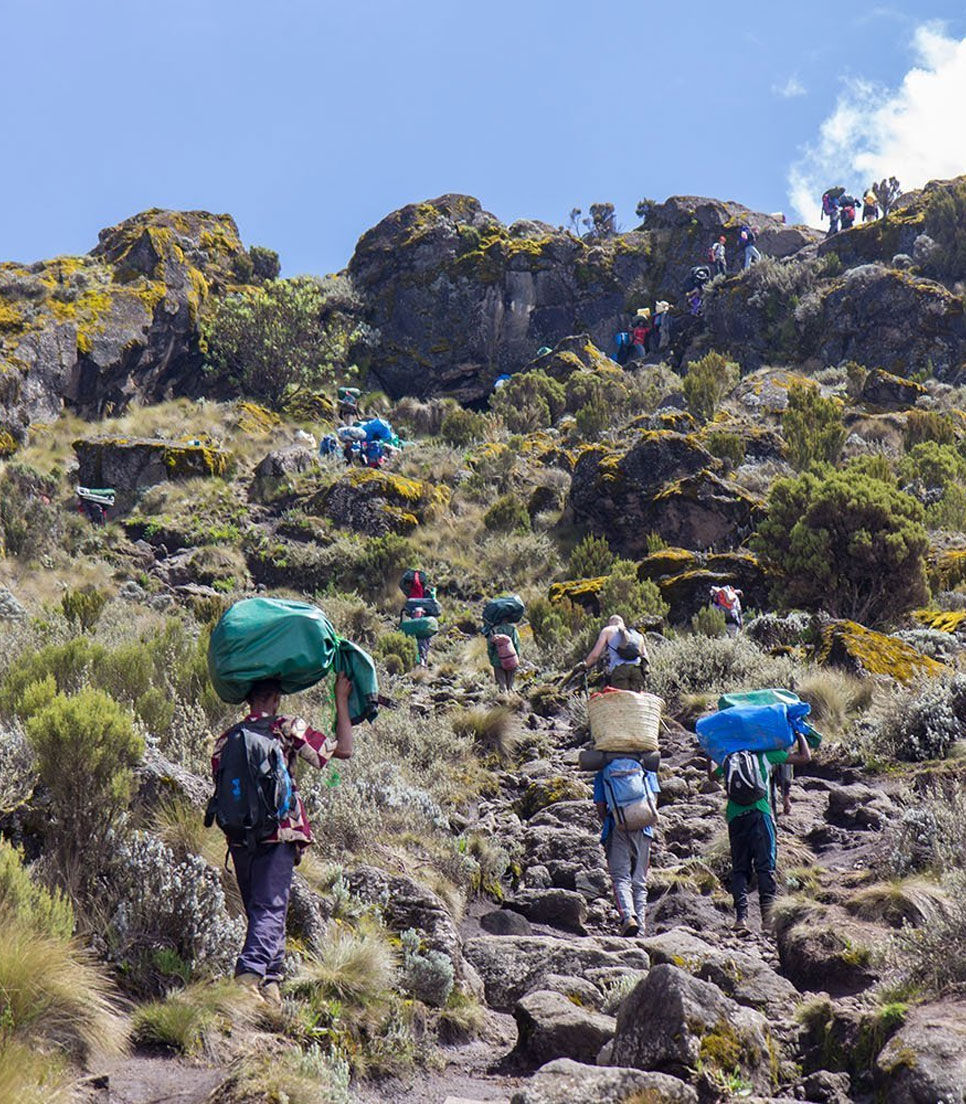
[
  {"xmin": 205, "ymin": 719, "xmax": 295, "ymax": 850},
  {"xmin": 722, "ymin": 749, "xmax": 767, "ymax": 806}
]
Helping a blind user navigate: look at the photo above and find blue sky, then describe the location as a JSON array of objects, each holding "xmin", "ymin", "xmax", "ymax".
[{"xmin": 2, "ymin": 1, "xmax": 964, "ymax": 274}]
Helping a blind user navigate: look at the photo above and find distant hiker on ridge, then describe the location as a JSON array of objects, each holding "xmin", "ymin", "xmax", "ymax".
[
  {"xmin": 739, "ymin": 224, "xmax": 760, "ymax": 269},
  {"xmin": 710, "ymin": 236, "xmax": 727, "ymax": 277}
]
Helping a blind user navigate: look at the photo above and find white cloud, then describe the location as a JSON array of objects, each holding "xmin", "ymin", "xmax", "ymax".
[
  {"xmin": 788, "ymin": 24, "xmax": 966, "ymax": 227},
  {"xmin": 774, "ymin": 76, "xmax": 807, "ymax": 99}
]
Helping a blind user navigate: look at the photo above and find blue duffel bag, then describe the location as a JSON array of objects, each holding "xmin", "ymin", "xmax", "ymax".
[{"xmin": 696, "ymin": 701, "xmax": 812, "ymax": 764}]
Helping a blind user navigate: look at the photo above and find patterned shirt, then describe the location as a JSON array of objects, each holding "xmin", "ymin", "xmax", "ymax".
[{"xmin": 211, "ymin": 712, "xmax": 337, "ymax": 847}]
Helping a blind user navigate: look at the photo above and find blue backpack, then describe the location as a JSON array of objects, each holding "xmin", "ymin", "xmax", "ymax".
[{"xmin": 601, "ymin": 759, "xmax": 658, "ymax": 831}]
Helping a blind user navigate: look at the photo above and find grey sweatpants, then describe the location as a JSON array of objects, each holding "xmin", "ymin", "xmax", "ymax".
[
  {"xmin": 230, "ymin": 841, "xmax": 297, "ymax": 981},
  {"xmin": 604, "ymin": 829, "xmax": 652, "ymax": 927}
]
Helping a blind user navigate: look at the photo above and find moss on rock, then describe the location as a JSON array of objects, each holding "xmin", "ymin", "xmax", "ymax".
[{"xmin": 815, "ymin": 620, "xmax": 946, "ymax": 681}]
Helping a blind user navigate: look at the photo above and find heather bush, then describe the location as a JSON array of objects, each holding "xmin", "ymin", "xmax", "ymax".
[
  {"xmin": 0, "ymin": 722, "xmax": 36, "ymax": 814},
  {"xmin": 781, "ymin": 382, "xmax": 846, "ymax": 471},
  {"xmin": 647, "ymin": 635, "xmax": 799, "ymax": 705},
  {"xmin": 440, "ymin": 407, "xmax": 489, "ymax": 446},
  {"xmin": 26, "ymin": 689, "xmax": 143, "ymax": 889},
  {"xmin": 597, "ymin": 559, "xmax": 668, "ymax": 627},
  {"xmin": 489, "ymin": 371, "xmax": 565, "ymax": 432},
  {"xmin": 0, "ymin": 840, "xmax": 73, "ymax": 939},
  {"xmin": 904, "ymin": 409, "xmax": 956, "ymax": 449},
  {"xmin": 483, "ymin": 494, "xmax": 531, "ymax": 533},
  {"xmin": 869, "ymin": 674, "xmax": 966, "ymax": 763},
  {"xmin": 61, "ymin": 587, "xmax": 109, "ymax": 633},
  {"xmin": 399, "ymin": 928, "xmax": 454, "ymax": 1008},
  {"xmin": 375, "ymin": 630, "xmax": 419, "ymax": 672},
  {"xmin": 568, "ymin": 533, "xmax": 614, "ymax": 579},
  {"xmin": 682, "ymin": 352, "xmax": 739, "ymax": 423}
]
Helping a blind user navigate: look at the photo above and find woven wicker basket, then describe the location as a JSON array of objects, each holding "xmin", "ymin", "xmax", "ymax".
[{"xmin": 589, "ymin": 690, "xmax": 663, "ymax": 752}]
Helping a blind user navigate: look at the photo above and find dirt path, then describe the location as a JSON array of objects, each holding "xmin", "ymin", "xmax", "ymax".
[{"xmin": 83, "ymin": 1055, "xmax": 227, "ymax": 1104}]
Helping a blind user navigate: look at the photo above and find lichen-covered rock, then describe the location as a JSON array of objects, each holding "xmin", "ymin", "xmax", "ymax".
[
  {"xmin": 517, "ymin": 774, "xmax": 592, "ymax": 820},
  {"xmin": 860, "ymin": 367, "xmax": 927, "ymax": 409},
  {"xmin": 512, "ymin": 989, "xmax": 615, "ymax": 1067},
  {"xmin": 874, "ymin": 999, "xmax": 966, "ymax": 1103},
  {"xmin": 313, "ymin": 468, "xmax": 443, "ymax": 536},
  {"xmin": 510, "ymin": 1058, "xmax": 698, "ymax": 1104},
  {"xmin": 1, "ymin": 209, "xmax": 248, "ymax": 431},
  {"xmin": 774, "ymin": 902, "xmax": 877, "ymax": 996},
  {"xmin": 570, "ymin": 432, "xmax": 763, "ymax": 555},
  {"xmin": 348, "ymin": 193, "xmax": 816, "ymax": 402},
  {"xmin": 610, "ymin": 964, "xmax": 776, "ymax": 1095},
  {"xmin": 815, "ymin": 620, "xmax": 946, "ymax": 682},
  {"xmin": 73, "ymin": 436, "xmax": 231, "ymax": 512}
]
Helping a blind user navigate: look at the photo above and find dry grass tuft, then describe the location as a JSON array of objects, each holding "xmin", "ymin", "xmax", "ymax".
[
  {"xmin": 797, "ymin": 667, "xmax": 874, "ymax": 735},
  {"xmin": 450, "ymin": 706, "xmax": 520, "ymax": 762},
  {"xmin": 287, "ymin": 927, "xmax": 398, "ymax": 1010},
  {"xmin": 845, "ymin": 877, "xmax": 951, "ymax": 929},
  {"xmin": 132, "ymin": 979, "xmax": 259, "ymax": 1056}
]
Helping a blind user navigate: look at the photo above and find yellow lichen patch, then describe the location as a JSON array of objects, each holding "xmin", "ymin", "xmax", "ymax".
[
  {"xmin": 912, "ymin": 609, "xmax": 966, "ymax": 634},
  {"xmin": 548, "ymin": 576, "xmax": 607, "ymax": 607},
  {"xmin": 235, "ymin": 401, "xmax": 281, "ymax": 435},
  {"xmin": 638, "ymin": 547, "xmax": 697, "ymax": 580},
  {"xmin": 379, "ymin": 504, "xmax": 419, "ymax": 534},
  {"xmin": 0, "ymin": 300, "xmax": 24, "ymax": 333},
  {"xmin": 161, "ymin": 442, "xmax": 230, "ymax": 479},
  {"xmin": 346, "ymin": 468, "xmax": 432, "ymax": 507},
  {"xmin": 927, "ymin": 547, "xmax": 966, "ymax": 591},
  {"xmin": 0, "ymin": 430, "xmax": 19, "ymax": 458},
  {"xmin": 816, "ymin": 621, "xmax": 946, "ymax": 682}
]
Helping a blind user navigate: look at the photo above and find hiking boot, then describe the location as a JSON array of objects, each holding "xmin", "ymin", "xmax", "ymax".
[
  {"xmin": 234, "ymin": 972, "xmax": 265, "ymax": 999},
  {"xmin": 733, "ymin": 917, "xmax": 751, "ymax": 935},
  {"xmin": 621, "ymin": 917, "xmax": 640, "ymax": 937},
  {"xmin": 260, "ymin": 980, "xmax": 282, "ymax": 1005}
]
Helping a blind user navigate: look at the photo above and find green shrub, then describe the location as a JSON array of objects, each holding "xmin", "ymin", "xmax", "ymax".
[
  {"xmin": 399, "ymin": 928, "xmax": 454, "ymax": 1008},
  {"xmin": 248, "ymin": 245, "xmax": 281, "ymax": 281},
  {"xmin": 905, "ymin": 410, "xmax": 956, "ymax": 449},
  {"xmin": 925, "ymin": 178, "xmax": 966, "ymax": 280},
  {"xmin": 61, "ymin": 588, "xmax": 109, "ymax": 633},
  {"xmin": 648, "ymin": 635, "xmax": 799, "ymax": 705},
  {"xmin": 782, "ymin": 382, "xmax": 846, "ymax": 471},
  {"xmin": 483, "ymin": 494, "xmax": 531, "ymax": 533},
  {"xmin": 0, "ymin": 840, "xmax": 74, "ymax": 939},
  {"xmin": 0, "ymin": 463, "xmax": 62, "ymax": 561},
  {"xmin": 25, "ymin": 689, "xmax": 143, "ymax": 887},
  {"xmin": 568, "ymin": 534, "xmax": 614, "ymax": 579},
  {"xmin": 682, "ymin": 352, "xmax": 739, "ymax": 423},
  {"xmin": 440, "ymin": 408, "xmax": 488, "ymax": 446},
  {"xmin": 898, "ymin": 440, "xmax": 966, "ymax": 490},
  {"xmin": 704, "ymin": 430, "xmax": 746, "ymax": 471},
  {"xmin": 598, "ymin": 559, "xmax": 669, "ymax": 627},
  {"xmin": 376, "ymin": 631, "xmax": 418, "ymax": 671},
  {"xmin": 354, "ymin": 533, "xmax": 413, "ymax": 598},
  {"xmin": 691, "ymin": 606, "xmax": 727, "ymax": 637},
  {"xmin": 489, "ymin": 371, "xmax": 565, "ymax": 432},
  {"xmin": 750, "ymin": 467, "xmax": 928, "ymax": 625}
]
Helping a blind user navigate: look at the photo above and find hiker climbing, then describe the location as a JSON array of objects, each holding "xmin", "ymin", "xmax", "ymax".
[
  {"xmin": 652, "ymin": 300, "xmax": 671, "ymax": 350},
  {"xmin": 629, "ymin": 310, "xmax": 651, "ymax": 359},
  {"xmin": 612, "ymin": 330, "xmax": 633, "ymax": 366},
  {"xmin": 208, "ymin": 675, "xmax": 354, "ymax": 1001},
  {"xmin": 838, "ymin": 194, "xmax": 858, "ymax": 231},
  {"xmin": 399, "ymin": 569, "xmax": 441, "ymax": 669},
  {"xmin": 821, "ymin": 187, "xmax": 844, "ymax": 236},
  {"xmin": 710, "ymin": 584, "xmax": 743, "ymax": 637},
  {"xmin": 683, "ymin": 266, "xmax": 711, "ymax": 316},
  {"xmin": 584, "ymin": 685, "xmax": 663, "ymax": 937},
  {"xmin": 698, "ymin": 698, "xmax": 813, "ymax": 933},
  {"xmin": 337, "ymin": 385, "xmax": 362, "ymax": 424},
  {"xmin": 581, "ymin": 615, "xmax": 649, "ymax": 692},
  {"xmin": 481, "ymin": 594, "xmax": 525, "ymax": 693},
  {"xmin": 710, "ymin": 236, "xmax": 727, "ymax": 277},
  {"xmin": 739, "ymin": 224, "xmax": 761, "ymax": 269},
  {"xmin": 862, "ymin": 188, "xmax": 879, "ymax": 222}
]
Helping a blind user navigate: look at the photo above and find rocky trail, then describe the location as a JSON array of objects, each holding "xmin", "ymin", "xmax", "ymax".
[{"xmin": 79, "ymin": 674, "xmax": 947, "ymax": 1104}]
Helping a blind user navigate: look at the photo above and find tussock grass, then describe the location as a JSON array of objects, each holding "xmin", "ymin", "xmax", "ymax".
[
  {"xmin": 845, "ymin": 877, "xmax": 951, "ymax": 929},
  {"xmin": 0, "ymin": 1042, "xmax": 70, "ymax": 1104},
  {"xmin": 0, "ymin": 915, "xmax": 127, "ymax": 1058},
  {"xmin": 797, "ymin": 667, "xmax": 873, "ymax": 735},
  {"xmin": 288, "ymin": 928, "xmax": 398, "ymax": 1009},
  {"xmin": 450, "ymin": 706, "xmax": 520, "ymax": 762},
  {"xmin": 213, "ymin": 1046, "xmax": 352, "ymax": 1104},
  {"xmin": 132, "ymin": 979, "xmax": 259, "ymax": 1055}
]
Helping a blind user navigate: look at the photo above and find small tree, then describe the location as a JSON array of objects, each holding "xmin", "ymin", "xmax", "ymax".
[
  {"xmin": 483, "ymin": 495, "xmax": 530, "ymax": 533},
  {"xmin": 489, "ymin": 371, "xmax": 566, "ymax": 432},
  {"xmin": 26, "ymin": 689, "xmax": 143, "ymax": 891},
  {"xmin": 682, "ymin": 352, "xmax": 740, "ymax": 423},
  {"xmin": 635, "ymin": 198, "xmax": 656, "ymax": 223},
  {"xmin": 873, "ymin": 176, "xmax": 902, "ymax": 217},
  {"xmin": 568, "ymin": 534, "xmax": 614, "ymax": 579},
  {"xmin": 585, "ymin": 202, "xmax": 617, "ymax": 240},
  {"xmin": 202, "ymin": 274, "xmax": 371, "ymax": 410},
  {"xmin": 750, "ymin": 468, "xmax": 928, "ymax": 626},
  {"xmin": 597, "ymin": 559, "xmax": 669, "ymax": 626},
  {"xmin": 249, "ymin": 245, "xmax": 281, "ymax": 281},
  {"xmin": 782, "ymin": 382, "xmax": 846, "ymax": 471}
]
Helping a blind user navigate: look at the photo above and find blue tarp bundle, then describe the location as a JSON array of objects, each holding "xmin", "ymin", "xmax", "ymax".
[
  {"xmin": 696, "ymin": 701, "xmax": 812, "ymax": 764},
  {"xmin": 361, "ymin": 418, "xmax": 393, "ymax": 442}
]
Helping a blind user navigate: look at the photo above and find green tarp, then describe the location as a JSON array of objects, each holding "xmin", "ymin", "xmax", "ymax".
[{"xmin": 208, "ymin": 597, "xmax": 379, "ymax": 724}]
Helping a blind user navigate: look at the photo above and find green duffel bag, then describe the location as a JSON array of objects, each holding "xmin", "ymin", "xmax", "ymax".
[
  {"xmin": 399, "ymin": 616, "xmax": 439, "ymax": 639},
  {"xmin": 717, "ymin": 688, "xmax": 800, "ymax": 712},
  {"xmin": 208, "ymin": 598, "xmax": 380, "ymax": 724},
  {"xmin": 482, "ymin": 594, "xmax": 525, "ymax": 629}
]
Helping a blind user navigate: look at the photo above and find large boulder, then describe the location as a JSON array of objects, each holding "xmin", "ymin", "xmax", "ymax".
[
  {"xmin": 610, "ymin": 964, "xmax": 776, "ymax": 1096},
  {"xmin": 503, "ymin": 889, "xmax": 588, "ymax": 935},
  {"xmin": 875, "ymin": 999, "xmax": 966, "ymax": 1102},
  {"xmin": 348, "ymin": 193, "xmax": 817, "ymax": 403},
  {"xmin": 774, "ymin": 902, "xmax": 878, "ymax": 996},
  {"xmin": 462, "ymin": 935, "xmax": 649, "ymax": 1012},
  {"xmin": 73, "ymin": 436, "xmax": 230, "ymax": 512},
  {"xmin": 510, "ymin": 1057, "xmax": 698, "ymax": 1104},
  {"xmin": 570, "ymin": 432, "xmax": 761, "ymax": 556},
  {"xmin": 310, "ymin": 468, "xmax": 443, "ymax": 536},
  {"xmin": 0, "ymin": 209, "xmax": 249, "ymax": 438},
  {"xmin": 640, "ymin": 929, "xmax": 801, "ymax": 1018},
  {"xmin": 814, "ymin": 620, "xmax": 946, "ymax": 682},
  {"xmin": 512, "ymin": 989, "xmax": 615, "ymax": 1067}
]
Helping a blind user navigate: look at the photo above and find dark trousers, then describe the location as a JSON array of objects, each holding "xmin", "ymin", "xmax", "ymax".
[
  {"xmin": 230, "ymin": 841, "xmax": 297, "ymax": 980},
  {"xmin": 606, "ymin": 663, "xmax": 646, "ymax": 692},
  {"xmin": 728, "ymin": 810, "xmax": 777, "ymax": 922}
]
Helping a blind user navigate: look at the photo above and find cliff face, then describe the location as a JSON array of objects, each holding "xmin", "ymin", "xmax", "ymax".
[
  {"xmin": 0, "ymin": 209, "xmax": 250, "ymax": 449},
  {"xmin": 348, "ymin": 193, "xmax": 818, "ymax": 402}
]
